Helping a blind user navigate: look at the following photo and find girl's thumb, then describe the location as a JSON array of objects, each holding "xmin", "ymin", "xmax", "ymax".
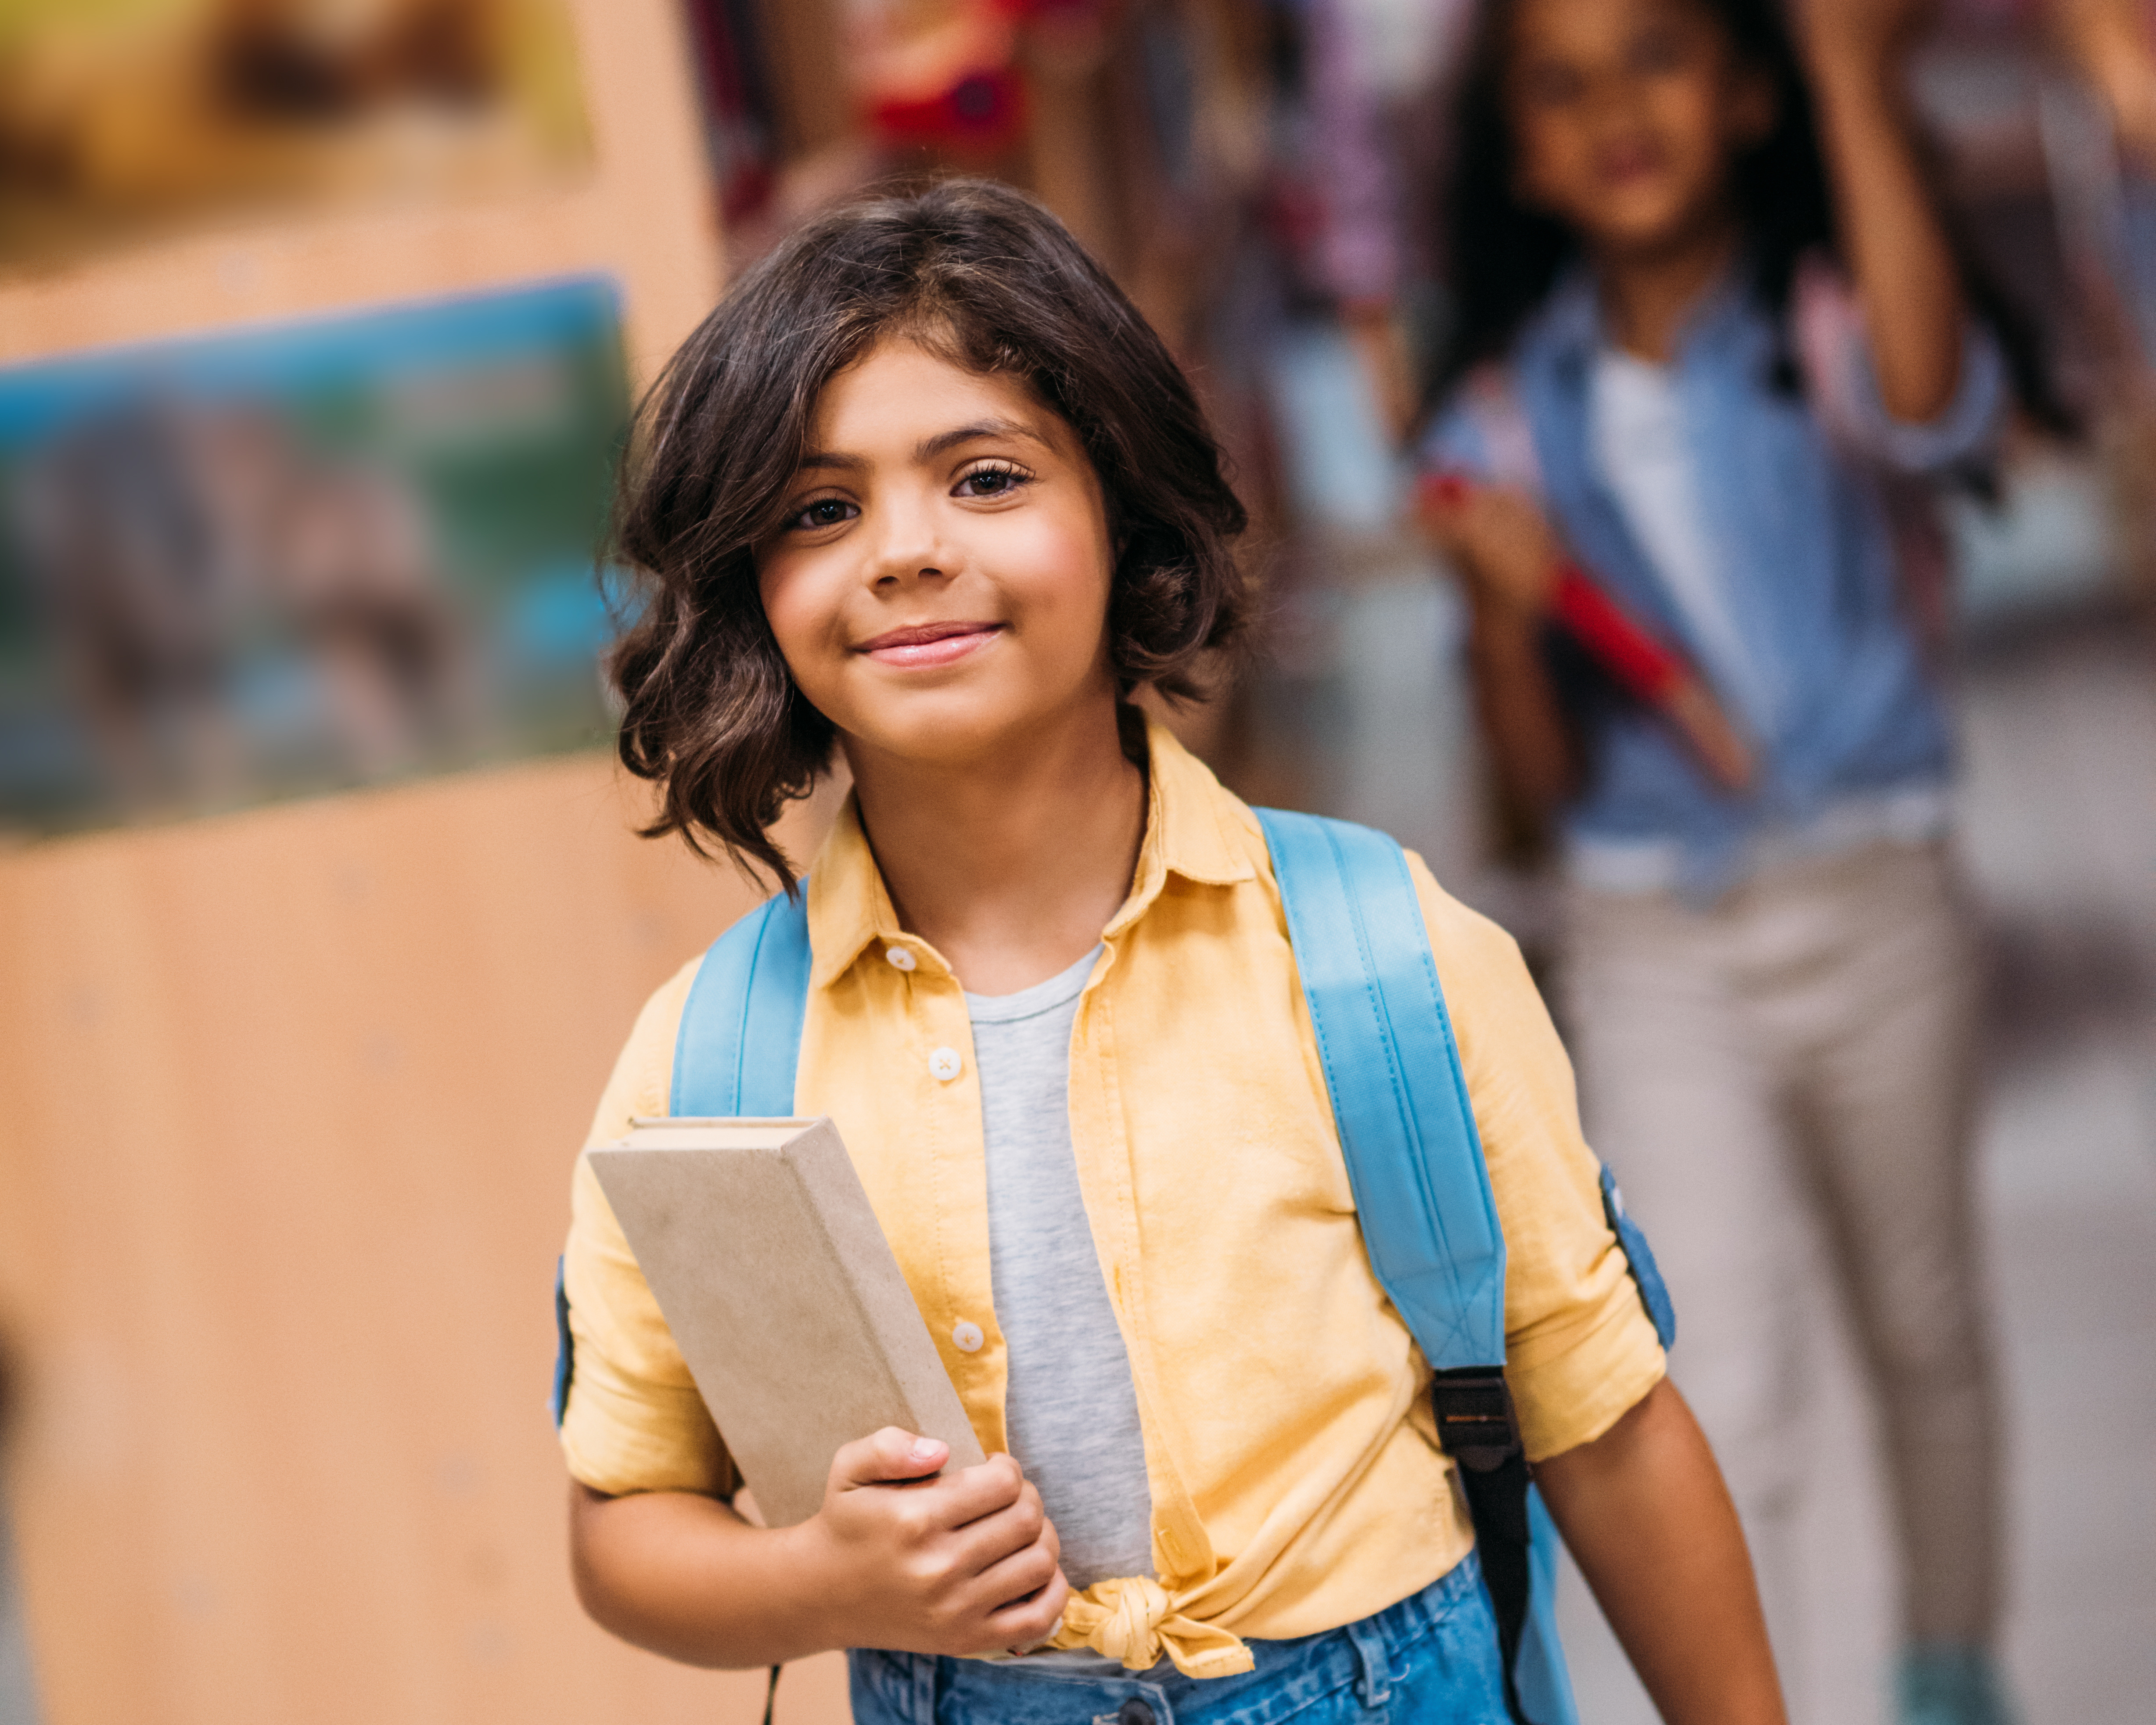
[{"xmin": 834, "ymin": 1427, "xmax": 949, "ymax": 1488}]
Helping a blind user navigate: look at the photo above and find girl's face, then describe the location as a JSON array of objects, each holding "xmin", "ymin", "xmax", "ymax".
[
  {"xmin": 1505, "ymin": 0, "xmax": 1774, "ymax": 261},
  {"xmin": 758, "ymin": 336, "xmax": 1119, "ymax": 770}
]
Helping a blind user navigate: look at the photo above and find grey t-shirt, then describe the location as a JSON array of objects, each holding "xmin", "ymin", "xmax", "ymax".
[{"xmin": 967, "ymin": 946, "xmax": 1156, "ymax": 1591}]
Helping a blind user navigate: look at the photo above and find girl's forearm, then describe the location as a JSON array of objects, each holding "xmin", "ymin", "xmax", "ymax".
[
  {"xmin": 1805, "ymin": 35, "xmax": 1967, "ymax": 424},
  {"xmin": 1469, "ymin": 604, "xmax": 1582, "ymax": 818},
  {"xmin": 569, "ymin": 1484, "xmax": 840, "ymax": 1669},
  {"xmin": 1535, "ymin": 1378, "xmax": 1787, "ymax": 1725},
  {"xmin": 2054, "ymin": 0, "xmax": 2156, "ymax": 163}
]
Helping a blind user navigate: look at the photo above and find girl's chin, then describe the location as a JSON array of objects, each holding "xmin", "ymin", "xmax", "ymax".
[{"xmin": 838, "ymin": 692, "xmax": 1115, "ymax": 770}]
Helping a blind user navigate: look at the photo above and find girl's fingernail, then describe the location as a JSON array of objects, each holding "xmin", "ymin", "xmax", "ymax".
[{"xmin": 909, "ymin": 1438, "xmax": 945, "ymax": 1463}]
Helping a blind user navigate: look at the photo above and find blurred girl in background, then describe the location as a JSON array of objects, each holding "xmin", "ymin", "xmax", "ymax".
[{"xmin": 1419, "ymin": 3, "xmax": 2031, "ymax": 1723}]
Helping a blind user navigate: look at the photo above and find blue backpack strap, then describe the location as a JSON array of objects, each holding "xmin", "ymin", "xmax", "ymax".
[
  {"xmin": 550, "ymin": 1257, "xmax": 573, "ymax": 1427},
  {"xmin": 1257, "ymin": 807, "xmax": 1575, "ymax": 1725},
  {"xmin": 1254, "ymin": 808, "xmax": 1506, "ymax": 1368},
  {"xmin": 671, "ymin": 886, "xmax": 814, "ymax": 1119},
  {"xmin": 552, "ymin": 885, "xmax": 814, "ymax": 1431}
]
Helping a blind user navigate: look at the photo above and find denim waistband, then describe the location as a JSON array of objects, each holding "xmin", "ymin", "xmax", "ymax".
[{"xmin": 846, "ymin": 1551, "xmax": 1503, "ymax": 1725}]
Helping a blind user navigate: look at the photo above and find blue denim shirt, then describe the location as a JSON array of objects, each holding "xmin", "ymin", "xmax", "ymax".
[{"xmin": 1425, "ymin": 267, "xmax": 2005, "ymax": 897}]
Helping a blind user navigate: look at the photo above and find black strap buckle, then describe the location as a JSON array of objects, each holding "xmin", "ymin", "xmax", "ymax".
[
  {"xmin": 1432, "ymin": 1367, "xmax": 1538, "ymax": 1724},
  {"xmin": 1430, "ymin": 1366, "xmax": 1522, "ymax": 1474}
]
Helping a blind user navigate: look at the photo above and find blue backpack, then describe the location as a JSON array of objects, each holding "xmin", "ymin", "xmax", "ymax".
[{"xmin": 555, "ymin": 809, "xmax": 1675, "ymax": 1725}]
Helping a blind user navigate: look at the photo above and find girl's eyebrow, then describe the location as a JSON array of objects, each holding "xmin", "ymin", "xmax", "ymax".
[
  {"xmin": 915, "ymin": 417, "xmax": 1054, "ymax": 460},
  {"xmin": 793, "ymin": 417, "xmax": 1054, "ymax": 475}
]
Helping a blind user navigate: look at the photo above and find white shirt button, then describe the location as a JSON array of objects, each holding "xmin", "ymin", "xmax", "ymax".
[
  {"xmin": 928, "ymin": 1046, "xmax": 963, "ymax": 1082},
  {"xmin": 951, "ymin": 1320, "xmax": 985, "ymax": 1353},
  {"xmin": 884, "ymin": 945, "xmax": 916, "ymax": 973}
]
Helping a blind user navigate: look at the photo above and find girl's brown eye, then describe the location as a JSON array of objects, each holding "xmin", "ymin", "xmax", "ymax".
[
  {"xmin": 1518, "ymin": 63, "xmax": 1584, "ymax": 109},
  {"xmin": 959, "ymin": 464, "xmax": 1029, "ymax": 498},
  {"xmin": 794, "ymin": 498, "xmax": 856, "ymax": 530}
]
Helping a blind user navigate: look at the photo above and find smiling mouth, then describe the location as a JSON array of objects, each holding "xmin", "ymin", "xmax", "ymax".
[
  {"xmin": 857, "ymin": 621, "xmax": 1004, "ymax": 668},
  {"xmin": 1599, "ymin": 143, "xmax": 1666, "ymax": 186}
]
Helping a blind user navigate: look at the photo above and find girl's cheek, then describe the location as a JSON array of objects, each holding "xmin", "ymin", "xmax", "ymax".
[{"xmin": 756, "ymin": 556, "xmax": 834, "ymax": 677}]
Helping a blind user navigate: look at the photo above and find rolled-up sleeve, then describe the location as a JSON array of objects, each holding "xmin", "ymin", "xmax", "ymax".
[
  {"xmin": 1841, "ymin": 318, "xmax": 2009, "ymax": 474},
  {"xmin": 558, "ymin": 957, "xmax": 735, "ymax": 1498},
  {"xmin": 1409, "ymin": 854, "xmax": 1667, "ymax": 1462}
]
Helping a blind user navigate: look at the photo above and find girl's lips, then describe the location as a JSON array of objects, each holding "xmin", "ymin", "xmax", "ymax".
[
  {"xmin": 1598, "ymin": 141, "xmax": 1665, "ymax": 188},
  {"xmin": 858, "ymin": 622, "xmax": 1003, "ymax": 669}
]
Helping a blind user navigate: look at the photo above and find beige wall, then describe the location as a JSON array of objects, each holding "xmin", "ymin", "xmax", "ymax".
[
  {"xmin": 0, "ymin": 4, "xmax": 850, "ymax": 1712},
  {"xmin": 0, "ymin": 754, "xmax": 850, "ymax": 1723}
]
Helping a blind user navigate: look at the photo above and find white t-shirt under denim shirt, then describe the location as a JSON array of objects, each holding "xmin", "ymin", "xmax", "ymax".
[
  {"xmin": 967, "ymin": 945, "xmax": 1156, "ymax": 1594},
  {"xmin": 1590, "ymin": 348, "xmax": 1764, "ymax": 717},
  {"xmin": 1581, "ymin": 346, "xmax": 1950, "ymax": 892}
]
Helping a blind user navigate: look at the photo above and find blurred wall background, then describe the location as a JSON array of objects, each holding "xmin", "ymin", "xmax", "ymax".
[{"xmin": 0, "ymin": 3, "xmax": 2149, "ymax": 1724}]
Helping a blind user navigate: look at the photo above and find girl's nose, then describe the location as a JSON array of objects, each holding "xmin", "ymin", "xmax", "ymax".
[
  {"xmin": 870, "ymin": 550, "xmax": 949, "ymax": 589},
  {"xmin": 865, "ymin": 500, "xmax": 953, "ymax": 588}
]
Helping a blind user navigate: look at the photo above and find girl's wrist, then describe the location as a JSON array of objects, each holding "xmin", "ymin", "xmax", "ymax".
[
  {"xmin": 762, "ymin": 1514, "xmax": 854, "ymax": 1657},
  {"xmin": 1468, "ymin": 602, "xmax": 1545, "ymax": 661},
  {"xmin": 1802, "ymin": 33, "xmax": 1908, "ymax": 111},
  {"xmin": 1805, "ymin": 45, "xmax": 1882, "ymax": 99}
]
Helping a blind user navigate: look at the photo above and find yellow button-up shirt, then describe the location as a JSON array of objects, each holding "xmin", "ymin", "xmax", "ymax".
[{"xmin": 561, "ymin": 726, "xmax": 1664, "ymax": 1678}]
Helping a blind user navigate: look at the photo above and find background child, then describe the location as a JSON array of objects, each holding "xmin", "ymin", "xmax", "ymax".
[
  {"xmin": 557, "ymin": 179, "xmax": 1784, "ymax": 1724},
  {"xmin": 1419, "ymin": 4, "xmax": 2031, "ymax": 1724}
]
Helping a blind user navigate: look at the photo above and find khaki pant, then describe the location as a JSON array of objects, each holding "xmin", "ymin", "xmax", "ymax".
[{"xmin": 1560, "ymin": 842, "xmax": 2001, "ymax": 1667}]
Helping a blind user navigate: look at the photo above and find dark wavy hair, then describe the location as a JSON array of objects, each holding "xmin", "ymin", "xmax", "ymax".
[
  {"xmin": 607, "ymin": 179, "xmax": 1251, "ymax": 887},
  {"xmin": 1434, "ymin": 0, "xmax": 2068, "ymax": 431}
]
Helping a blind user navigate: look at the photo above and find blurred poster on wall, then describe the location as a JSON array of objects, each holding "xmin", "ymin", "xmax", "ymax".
[
  {"xmin": 0, "ymin": 275, "xmax": 631, "ymax": 835},
  {"xmin": 0, "ymin": 0, "xmax": 591, "ymax": 274}
]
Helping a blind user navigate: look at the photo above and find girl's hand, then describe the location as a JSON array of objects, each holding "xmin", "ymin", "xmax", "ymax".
[
  {"xmin": 800, "ymin": 1427, "xmax": 1071, "ymax": 1658},
  {"xmin": 1666, "ymin": 672, "xmax": 1758, "ymax": 794},
  {"xmin": 1418, "ymin": 474, "xmax": 1564, "ymax": 621}
]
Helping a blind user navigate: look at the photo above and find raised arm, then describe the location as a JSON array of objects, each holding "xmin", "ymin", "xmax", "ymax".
[
  {"xmin": 2052, "ymin": 0, "xmax": 2156, "ymax": 167},
  {"xmin": 1800, "ymin": 0, "xmax": 1967, "ymax": 424}
]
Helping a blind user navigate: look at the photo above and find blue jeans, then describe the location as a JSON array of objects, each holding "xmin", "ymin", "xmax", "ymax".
[{"xmin": 848, "ymin": 1553, "xmax": 1510, "ymax": 1725}]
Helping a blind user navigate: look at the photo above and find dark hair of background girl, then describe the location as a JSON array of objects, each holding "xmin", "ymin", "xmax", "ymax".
[
  {"xmin": 1433, "ymin": 0, "xmax": 2071, "ymax": 434},
  {"xmin": 607, "ymin": 178, "xmax": 1251, "ymax": 889}
]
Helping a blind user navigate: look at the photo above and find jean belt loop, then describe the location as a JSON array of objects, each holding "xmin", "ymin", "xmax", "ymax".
[
  {"xmin": 1344, "ymin": 1612, "xmax": 1394, "ymax": 1709},
  {"xmin": 911, "ymin": 1651, "xmax": 939, "ymax": 1725}
]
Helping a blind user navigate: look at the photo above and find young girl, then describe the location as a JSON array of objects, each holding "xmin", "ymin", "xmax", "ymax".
[
  {"xmin": 1419, "ymin": 4, "xmax": 2023, "ymax": 1723},
  {"xmin": 558, "ymin": 178, "xmax": 1783, "ymax": 1724}
]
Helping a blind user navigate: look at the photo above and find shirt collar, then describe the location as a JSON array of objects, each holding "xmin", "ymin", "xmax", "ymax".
[
  {"xmin": 805, "ymin": 719, "xmax": 1254, "ymax": 989},
  {"xmin": 1107, "ymin": 718, "xmax": 1256, "ymax": 936},
  {"xmin": 1528, "ymin": 255, "xmax": 1752, "ymax": 372}
]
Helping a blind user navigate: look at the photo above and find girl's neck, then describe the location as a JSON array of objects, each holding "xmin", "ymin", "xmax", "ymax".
[
  {"xmin": 1590, "ymin": 210, "xmax": 1743, "ymax": 366},
  {"xmin": 844, "ymin": 690, "xmax": 1147, "ymax": 997}
]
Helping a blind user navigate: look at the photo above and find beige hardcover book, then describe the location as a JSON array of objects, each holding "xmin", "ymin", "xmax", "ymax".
[{"xmin": 587, "ymin": 1116, "xmax": 986, "ymax": 1527}]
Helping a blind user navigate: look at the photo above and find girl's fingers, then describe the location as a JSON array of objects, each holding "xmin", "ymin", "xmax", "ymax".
[
  {"xmin": 1666, "ymin": 677, "xmax": 1757, "ymax": 792},
  {"xmin": 942, "ymin": 1487, "xmax": 1049, "ymax": 1579},
  {"xmin": 975, "ymin": 1553, "xmax": 1070, "ymax": 1643},
  {"xmin": 1415, "ymin": 471, "xmax": 1476, "ymax": 532},
  {"xmin": 963, "ymin": 1533, "xmax": 1060, "ymax": 1614},
  {"xmin": 1423, "ymin": 472, "xmax": 1471, "ymax": 510},
  {"xmin": 920, "ymin": 1453, "xmax": 1028, "ymax": 1530}
]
